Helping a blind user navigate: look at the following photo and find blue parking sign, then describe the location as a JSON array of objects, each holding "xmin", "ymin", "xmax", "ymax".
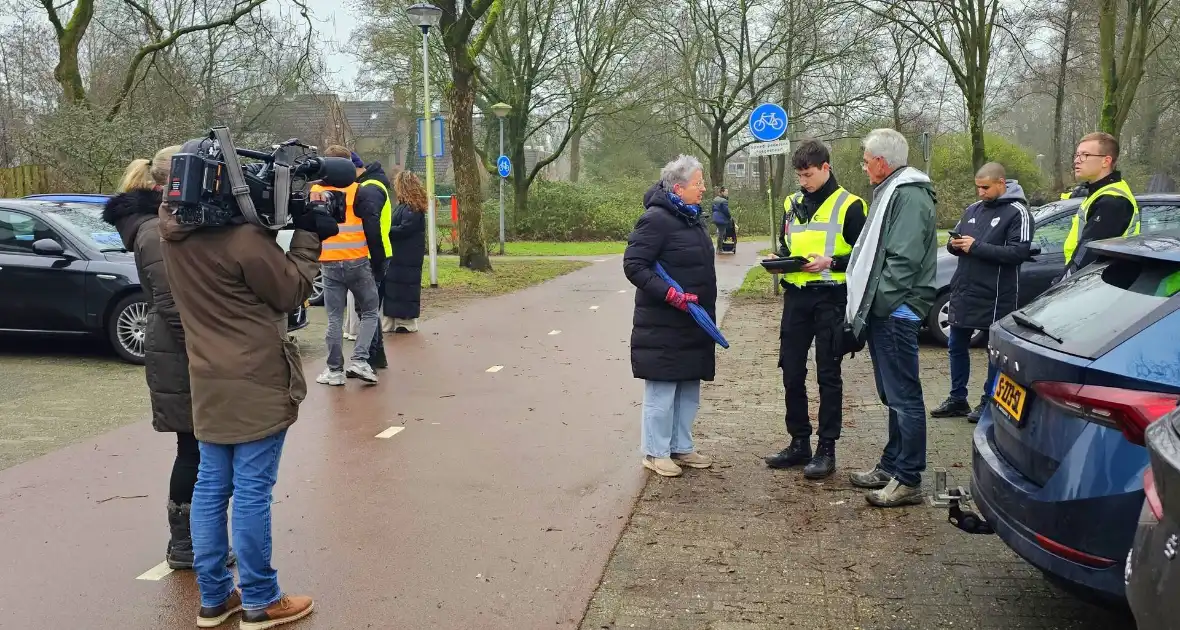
[{"xmin": 749, "ymin": 104, "xmax": 788, "ymax": 142}]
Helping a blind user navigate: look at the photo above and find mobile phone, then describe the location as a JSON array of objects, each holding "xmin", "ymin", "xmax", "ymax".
[{"xmin": 948, "ymin": 231, "xmax": 962, "ymax": 239}]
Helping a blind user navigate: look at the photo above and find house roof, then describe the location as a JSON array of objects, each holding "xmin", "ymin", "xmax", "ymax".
[
  {"xmin": 340, "ymin": 101, "xmax": 400, "ymax": 138},
  {"xmin": 243, "ymin": 93, "xmax": 349, "ymax": 147}
]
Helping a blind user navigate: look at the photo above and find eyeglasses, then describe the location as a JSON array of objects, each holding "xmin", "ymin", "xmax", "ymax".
[{"xmin": 1073, "ymin": 152, "xmax": 1109, "ymax": 162}]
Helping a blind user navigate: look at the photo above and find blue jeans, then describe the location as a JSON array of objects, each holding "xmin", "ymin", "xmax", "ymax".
[
  {"xmin": 191, "ymin": 430, "xmax": 287, "ymax": 610},
  {"xmin": 322, "ymin": 258, "xmax": 380, "ymax": 370},
  {"xmin": 641, "ymin": 380, "xmax": 701, "ymax": 458},
  {"xmin": 948, "ymin": 326, "xmax": 997, "ymax": 402},
  {"xmin": 866, "ymin": 316, "xmax": 927, "ymax": 487}
]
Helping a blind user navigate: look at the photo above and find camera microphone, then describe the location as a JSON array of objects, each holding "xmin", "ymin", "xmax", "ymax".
[{"xmin": 296, "ymin": 157, "xmax": 357, "ymax": 188}]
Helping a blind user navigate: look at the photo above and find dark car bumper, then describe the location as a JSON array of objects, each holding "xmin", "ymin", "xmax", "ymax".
[
  {"xmin": 1126, "ymin": 502, "xmax": 1180, "ymax": 630},
  {"xmin": 972, "ymin": 412, "xmax": 1137, "ymax": 604}
]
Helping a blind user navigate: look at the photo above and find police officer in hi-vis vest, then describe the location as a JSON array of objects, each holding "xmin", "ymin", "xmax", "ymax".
[
  {"xmin": 1060, "ymin": 131, "xmax": 1140, "ymax": 280},
  {"xmin": 764, "ymin": 139, "xmax": 866, "ymax": 480}
]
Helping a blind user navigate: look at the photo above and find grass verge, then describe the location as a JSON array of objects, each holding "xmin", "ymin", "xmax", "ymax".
[
  {"xmin": 497, "ymin": 241, "xmax": 627, "ymax": 257},
  {"xmin": 733, "ymin": 265, "xmax": 778, "ymax": 300}
]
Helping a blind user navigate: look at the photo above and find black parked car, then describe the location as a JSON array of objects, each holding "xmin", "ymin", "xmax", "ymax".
[
  {"xmin": 1127, "ymin": 404, "xmax": 1180, "ymax": 629},
  {"xmin": 0, "ymin": 199, "xmax": 308, "ymax": 364},
  {"xmin": 927, "ymin": 194, "xmax": 1180, "ymax": 346}
]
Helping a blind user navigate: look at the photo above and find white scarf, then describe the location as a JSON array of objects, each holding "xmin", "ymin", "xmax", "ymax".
[{"xmin": 845, "ymin": 166, "xmax": 932, "ymax": 331}]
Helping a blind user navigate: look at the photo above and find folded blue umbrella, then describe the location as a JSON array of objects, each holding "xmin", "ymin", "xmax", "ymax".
[{"xmin": 654, "ymin": 262, "xmax": 729, "ymax": 349}]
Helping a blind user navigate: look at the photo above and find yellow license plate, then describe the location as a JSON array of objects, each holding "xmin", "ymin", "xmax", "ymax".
[{"xmin": 992, "ymin": 373, "xmax": 1027, "ymax": 423}]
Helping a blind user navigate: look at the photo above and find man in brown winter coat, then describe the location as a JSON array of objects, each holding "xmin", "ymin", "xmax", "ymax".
[{"xmin": 158, "ymin": 187, "xmax": 337, "ymax": 629}]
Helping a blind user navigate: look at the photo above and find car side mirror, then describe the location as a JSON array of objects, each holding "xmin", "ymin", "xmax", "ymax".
[{"xmin": 32, "ymin": 238, "xmax": 68, "ymax": 257}]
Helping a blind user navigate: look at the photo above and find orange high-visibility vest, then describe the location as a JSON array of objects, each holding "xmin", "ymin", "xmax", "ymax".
[{"xmin": 312, "ymin": 183, "xmax": 368, "ymax": 262}]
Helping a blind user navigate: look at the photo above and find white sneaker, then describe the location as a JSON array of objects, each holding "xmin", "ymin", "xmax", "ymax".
[
  {"xmin": 393, "ymin": 318, "xmax": 419, "ymax": 333},
  {"xmin": 315, "ymin": 369, "xmax": 345, "ymax": 386},
  {"xmin": 345, "ymin": 361, "xmax": 378, "ymax": 384}
]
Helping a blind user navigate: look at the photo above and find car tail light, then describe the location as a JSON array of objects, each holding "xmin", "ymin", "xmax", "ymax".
[
  {"xmin": 1032, "ymin": 382, "xmax": 1179, "ymax": 445},
  {"xmin": 1145, "ymin": 467, "xmax": 1164, "ymax": 520},
  {"xmin": 1033, "ymin": 533, "xmax": 1119, "ymax": 569}
]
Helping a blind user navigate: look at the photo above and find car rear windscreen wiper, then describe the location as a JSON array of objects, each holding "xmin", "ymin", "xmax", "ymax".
[
  {"xmin": 1012, "ymin": 311, "xmax": 1064, "ymax": 344},
  {"xmin": 98, "ymin": 247, "xmax": 127, "ymax": 253}
]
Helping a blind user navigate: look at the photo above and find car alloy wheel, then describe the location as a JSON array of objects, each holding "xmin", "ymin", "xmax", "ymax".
[
  {"xmin": 116, "ymin": 300, "xmax": 148, "ymax": 359},
  {"xmin": 309, "ymin": 270, "xmax": 324, "ymax": 305},
  {"xmin": 936, "ymin": 299, "xmax": 985, "ymax": 347}
]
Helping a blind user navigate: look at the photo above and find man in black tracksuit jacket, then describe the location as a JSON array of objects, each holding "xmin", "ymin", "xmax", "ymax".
[
  {"xmin": 931, "ymin": 162, "xmax": 1032, "ymax": 422},
  {"xmin": 353, "ymin": 158, "xmax": 393, "ymax": 369}
]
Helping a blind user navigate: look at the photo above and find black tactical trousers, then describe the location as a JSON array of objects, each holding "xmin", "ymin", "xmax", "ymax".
[{"xmin": 779, "ymin": 283, "xmax": 847, "ymax": 441}]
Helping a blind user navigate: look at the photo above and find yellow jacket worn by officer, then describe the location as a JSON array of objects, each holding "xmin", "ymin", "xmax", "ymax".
[
  {"xmin": 1062, "ymin": 173, "xmax": 1139, "ymax": 277},
  {"xmin": 764, "ymin": 159, "xmax": 866, "ymax": 480}
]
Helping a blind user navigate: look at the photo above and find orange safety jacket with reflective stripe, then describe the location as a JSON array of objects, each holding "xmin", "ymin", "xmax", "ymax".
[{"xmin": 312, "ymin": 183, "xmax": 368, "ymax": 262}]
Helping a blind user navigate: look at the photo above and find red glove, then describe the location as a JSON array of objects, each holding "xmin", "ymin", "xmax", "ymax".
[{"xmin": 665, "ymin": 286, "xmax": 698, "ymax": 311}]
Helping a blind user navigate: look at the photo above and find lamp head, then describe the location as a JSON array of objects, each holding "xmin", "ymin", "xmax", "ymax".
[
  {"xmin": 407, "ymin": 3, "xmax": 442, "ymax": 31},
  {"xmin": 491, "ymin": 102, "xmax": 512, "ymax": 118}
]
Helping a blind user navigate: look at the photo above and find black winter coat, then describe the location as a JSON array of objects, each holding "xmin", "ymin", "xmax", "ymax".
[
  {"xmin": 383, "ymin": 203, "xmax": 426, "ymax": 319},
  {"xmin": 103, "ymin": 190, "xmax": 193, "ymax": 433},
  {"xmin": 947, "ymin": 180, "xmax": 1033, "ymax": 330},
  {"xmin": 624, "ymin": 183, "xmax": 718, "ymax": 382}
]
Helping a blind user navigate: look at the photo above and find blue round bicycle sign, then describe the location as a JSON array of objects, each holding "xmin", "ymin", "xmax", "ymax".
[
  {"xmin": 749, "ymin": 103, "xmax": 788, "ymax": 142},
  {"xmin": 497, "ymin": 155, "xmax": 512, "ymax": 178}
]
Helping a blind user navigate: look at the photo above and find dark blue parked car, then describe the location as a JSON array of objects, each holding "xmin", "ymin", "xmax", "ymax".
[{"xmin": 972, "ymin": 230, "xmax": 1180, "ymax": 604}]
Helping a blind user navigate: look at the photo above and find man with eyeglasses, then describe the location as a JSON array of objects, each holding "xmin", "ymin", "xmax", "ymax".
[{"xmin": 1060, "ymin": 132, "xmax": 1140, "ymax": 279}]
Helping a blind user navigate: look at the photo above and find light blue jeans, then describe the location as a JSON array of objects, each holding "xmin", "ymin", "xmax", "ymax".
[
  {"xmin": 191, "ymin": 430, "xmax": 287, "ymax": 610},
  {"xmin": 322, "ymin": 258, "xmax": 380, "ymax": 371},
  {"xmin": 641, "ymin": 380, "xmax": 701, "ymax": 458}
]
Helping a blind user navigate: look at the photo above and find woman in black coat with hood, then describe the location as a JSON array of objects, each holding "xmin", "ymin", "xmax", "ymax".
[
  {"xmin": 382, "ymin": 170, "xmax": 428, "ymax": 332},
  {"xmin": 623, "ymin": 155, "xmax": 718, "ymax": 478},
  {"xmin": 103, "ymin": 149, "xmax": 234, "ymax": 570}
]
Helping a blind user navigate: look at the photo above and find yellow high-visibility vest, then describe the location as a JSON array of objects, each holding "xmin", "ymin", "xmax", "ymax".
[
  {"xmin": 1063, "ymin": 179, "xmax": 1139, "ymax": 264},
  {"xmin": 781, "ymin": 187, "xmax": 861, "ymax": 287},
  {"xmin": 360, "ymin": 179, "xmax": 393, "ymax": 257}
]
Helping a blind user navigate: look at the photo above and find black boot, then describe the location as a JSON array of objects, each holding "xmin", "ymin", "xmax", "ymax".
[
  {"xmin": 967, "ymin": 400, "xmax": 986, "ymax": 424},
  {"xmin": 765, "ymin": 437, "xmax": 812, "ymax": 469},
  {"xmin": 167, "ymin": 501, "xmax": 237, "ymax": 570},
  {"xmin": 804, "ymin": 439, "xmax": 836, "ymax": 480},
  {"xmin": 167, "ymin": 501, "xmax": 194, "ymax": 570},
  {"xmin": 931, "ymin": 397, "xmax": 972, "ymax": 418}
]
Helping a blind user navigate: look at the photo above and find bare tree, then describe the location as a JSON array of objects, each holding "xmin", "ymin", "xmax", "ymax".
[{"xmin": 1097, "ymin": 0, "xmax": 1174, "ymax": 138}]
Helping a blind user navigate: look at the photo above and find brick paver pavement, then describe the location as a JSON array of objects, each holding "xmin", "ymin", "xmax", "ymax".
[{"xmin": 581, "ymin": 296, "xmax": 1135, "ymax": 630}]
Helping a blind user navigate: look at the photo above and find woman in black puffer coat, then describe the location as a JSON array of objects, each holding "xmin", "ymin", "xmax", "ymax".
[
  {"xmin": 382, "ymin": 170, "xmax": 427, "ymax": 332},
  {"xmin": 623, "ymin": 155, "xmax": 718, "ymax": 479},
  {"xmin": 103, "ymin": 149, "xmax": 234, "ymax": 571}
]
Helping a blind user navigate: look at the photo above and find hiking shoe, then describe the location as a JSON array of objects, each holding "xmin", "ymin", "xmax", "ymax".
[
  {"xmin": 315, "ymin": 369, "xmax": 345, "ymax": 386},
  {"xmin": 866, "ymin": 478, "xmax": 925, "ymax": 508},
  {"xmin": 643, "ymin": 456, "xmax": 683, "ymax": 477},
  {"xmin": 671, "ymin": 451, "xmax": 713, "ymax": 469},
  {"xmin": 240, "ymin": 594, "xmax": 314, "ymax": 630},
  {"xmin": 765, "ymin": 437, "xmax": 811, "ymax": 469},
  {"xmin": 803, "ymin": 439, "xmax": 836, "ymax": 480},
  {"xmin": 849, "ymin": 466, "xmax": 893, "ymax": 489},
  {"xmin": 931, "ymin": 397, "xmax": 972, "ymax": 418},
  {"xmin": 967, "ymin": 401, "xmax": 986, "ymax": 424},
  {"xmin": 197, "ymin": 590, "xmax": 243, "ymax": 628},
  {"xmin": 346, "ymin": 361, "xmax": 378, "ymax": 384}
]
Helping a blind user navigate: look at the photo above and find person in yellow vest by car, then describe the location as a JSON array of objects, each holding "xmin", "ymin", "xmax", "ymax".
[
  {"xmin": 763, "ymin": 139, "xmax": 866, "ymax": 480},
  {"xmin": 344, "ymin": 149, "xmax": 394, "ymax": 369},
  {"xmin": 312, "ymin": 146, "xmax": 388, "ymax": 386},
  {"xmin": 1060, "ymin": 132, "xmax": 1140, "ymax": 280}
]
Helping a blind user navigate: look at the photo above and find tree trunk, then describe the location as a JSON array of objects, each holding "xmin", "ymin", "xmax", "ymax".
[
  {"xmin": 568, "ymin": 130, "xmax": 582, "ymax": 183},
  {"xmin": 1051, "ymin": 1, "xmax": 1075, "ymax": 192},
  {"xmin": 967, "ymin": 96, "xmax": 986, "ymax": 171},
  {"xmin": 448, "ymin": 63, "xmax": 492, "ymax": 271},
  {"xmin": 54, "ymin": 16, "xmax": 91, "ymax": 106}
]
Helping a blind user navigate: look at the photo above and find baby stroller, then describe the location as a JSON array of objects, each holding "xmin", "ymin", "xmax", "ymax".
[{"xmin": 717, "ymin": 220, "xmax": 738, "ymax": 254}]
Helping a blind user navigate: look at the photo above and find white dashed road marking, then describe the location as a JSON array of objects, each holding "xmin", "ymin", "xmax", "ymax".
[
  {"xmin": 590, "ymin": 306, "xmax": 599, "ymax": 310},
  {"xmin": 618, "ymin": 290, "xmax": 627, "ymax": 293},
  {"xmin": 375, "ymin": 426, "xmax": 405, "ymax": 439},
  {"xmin": 594, "ymin": 259, "xmax": 607, "ymax": 263},
  {"xmin": 548, "ymin": 330, "xmax": 561, "ymax": 336},
  {"xmin": 486, "ymin": 365, "xmax": 504, "ymax": 373},
  {"xmin": 136, "ymin": 562, "xmax": 173, "ymax": 581}
]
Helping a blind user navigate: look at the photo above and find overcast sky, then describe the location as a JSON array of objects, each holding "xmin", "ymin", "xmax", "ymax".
[{"xmin": 302, "ymin": 0, "xmax": 363, "ymax": 96}]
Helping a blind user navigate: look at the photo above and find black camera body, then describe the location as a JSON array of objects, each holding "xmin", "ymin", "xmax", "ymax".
[{"xmin": 166, "ymin": 127, "xmax": 356, "ymax": 230}]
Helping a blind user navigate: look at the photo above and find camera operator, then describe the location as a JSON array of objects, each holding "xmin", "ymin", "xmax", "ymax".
[{"xmin": 158, "ymin": 184, "xmax": 337, "ymax": 628}]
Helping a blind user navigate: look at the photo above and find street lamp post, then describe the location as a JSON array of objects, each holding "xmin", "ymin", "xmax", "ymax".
[
  {"xmin": 492, "ymin": 102, "xmax": 511, "ymax": 256},
  {"xmin": 408, "ymin": 3, "xmax": 442, "ymax": 287}
]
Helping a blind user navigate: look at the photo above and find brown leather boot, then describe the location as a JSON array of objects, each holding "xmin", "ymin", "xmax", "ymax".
[{"xmin": 240, "ymin": 594, "xmax": 314, "ymax": 630}]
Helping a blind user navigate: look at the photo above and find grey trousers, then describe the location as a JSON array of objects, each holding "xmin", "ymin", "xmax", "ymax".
[{"xmin": 322, "ymin": 258, "xmax": 380, "ymax": 371}]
